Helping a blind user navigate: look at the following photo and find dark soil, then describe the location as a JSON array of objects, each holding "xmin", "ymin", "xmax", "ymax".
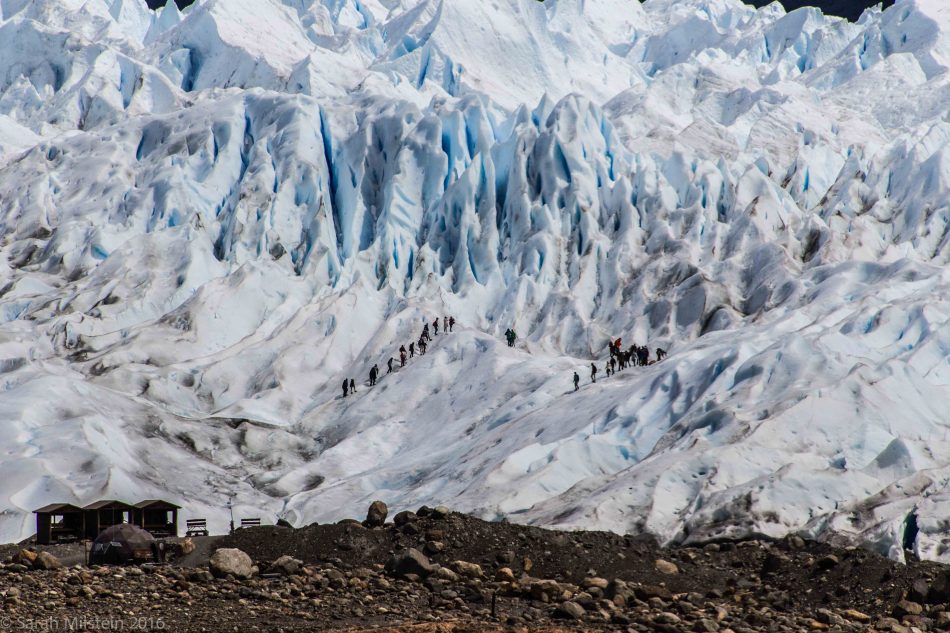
[
  {"xmin": 3, "ymin": 507, "xmax": 949, "ymax": 632},
  {"xmin": 214, "ymin": 509, "xmax": 941, "ymax": 620}
]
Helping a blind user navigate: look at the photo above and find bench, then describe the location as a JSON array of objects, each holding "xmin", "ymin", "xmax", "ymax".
[
  {"xmin": 239, "ymin": 518, "xmax": 261, "ymax": 528},
  {"xmin": 185, "ymin": 519, "xmax": 208, "ymax": 537}
]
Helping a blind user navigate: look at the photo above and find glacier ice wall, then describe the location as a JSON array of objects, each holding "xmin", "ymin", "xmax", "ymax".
[{"xmin": 0, "ymin": 0, "xmax": 949, "ymax": 562}]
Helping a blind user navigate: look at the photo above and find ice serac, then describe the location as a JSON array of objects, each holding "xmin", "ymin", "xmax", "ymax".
[{"xmin": 0, "ymin": 0, "xmax": 948, "ymax": 564}]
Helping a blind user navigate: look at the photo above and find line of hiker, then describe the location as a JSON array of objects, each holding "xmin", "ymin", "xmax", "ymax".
[
  {"xmin": 573, "ymin": 338, "xmax": 668, "ymax": 391},
  {"xmin": 342, "ymin": 315, "xmax": 456, "ymax": 398}
]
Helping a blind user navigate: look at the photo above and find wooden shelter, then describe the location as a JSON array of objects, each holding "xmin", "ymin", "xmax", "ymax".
[
  {"xmin": 132, "ymin": 500, "xmax": 180, "ymax": 537},
  {"xmin": 82, "ymin": 500, "xmax": 134, "ymax": 539},
  {"xmin": 33, "ymin": 503, "xmax": 83, "ymax": 545}
]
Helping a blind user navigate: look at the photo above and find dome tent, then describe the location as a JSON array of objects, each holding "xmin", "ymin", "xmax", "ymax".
[{"xmin": 90, "ymin": 524, "xmax": 157, "ymax": 565}]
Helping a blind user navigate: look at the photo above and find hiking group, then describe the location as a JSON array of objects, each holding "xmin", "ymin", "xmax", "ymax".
[
  {"xmin": 342, "ymin": 315, "xmax": 456, "ymax": 398},
  {"xmin": 573, "ymin": 337, "xmax": 667, "ymax": 391}
]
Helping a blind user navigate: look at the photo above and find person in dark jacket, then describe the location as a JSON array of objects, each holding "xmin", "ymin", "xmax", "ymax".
[
  {"xmin": 433, "ymin": 318, "xmax": 439, "ymax": 335},
  {"xmin": 573, "ymin": 372, "xmax": 580, "ymax": 391},
  {"xmin": 656, "ymin": 347, "xmax": 667, "ymax": 361},
  {"xmin": 386, "ymin": 358, "xmax": 394, "ymax": 374},
  {"xmin": 370, "ymin": 365, "xmax": 379, "ymax": 385},
  {"xmin": 449, "ymin": 316, "xmax": 455, "ymax": 332},
  {"xmin": 590, "ymin": 363, "xmax": 597, "ymax": 383},
  {"xmin": 342, "ymin": 379, "xmax": 349, "ymax": 397},
  {"xmin": 409, "ymin": 341, "xmax": 415, "ymax": 358},
  {"xmin": 349, "ymin": 378, "xmax": 356, "ymax": 393}
]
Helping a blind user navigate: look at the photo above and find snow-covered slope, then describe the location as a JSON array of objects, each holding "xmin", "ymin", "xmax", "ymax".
[{"xmin": 0, "ymin": 0, "xmax": 948, "ymax": 562}]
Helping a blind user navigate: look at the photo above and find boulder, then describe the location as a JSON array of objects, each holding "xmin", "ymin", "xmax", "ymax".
[
  {"xmin": 33, "ymin": 551, "xmax": 63, "ymax": 570},
  {"xmin": 451, "ymin": 560, "xmax": 483, "ymax": 579},
  {"xmin": 209, "ymin": 548, "xmax": 255, "ymax": 579},
  {"xmin": 365, "ymin": 500, "xmax": 388, "ymax": 527},
  {"xmin": 179, "ymin": 538, "xmax": 196, "ymax": 555},
  {"xmin": 815, "ymin": 554, "xmax": 839, "ymax": 571},
  {"xmin": 431, "ymin": 505, "xmax": 451, "ymax": 519},
  {"xmin": 554, "ymin": 601, "xmax": 585, "ymax": 620},
  {"xmin": 268, "ymin": 555, "xmax": 303, "ymax": 576},
  {"xmin": 393, "ymin": 511, "xmax": 416, "ymax": 526},
  {"xmin": 12, "ymin": 549, "xmax": 37, "ymax": 566},
  {"xmin": 384, "ymin": 549, "xmax": 434, "ymax": 579},
  {"xmin": 495, "ymin": 567, "xmax": 516, "ymax": 583},
  {"xmin": 655, "ymin": 559, "xmax": 679, "ymax": 575}
]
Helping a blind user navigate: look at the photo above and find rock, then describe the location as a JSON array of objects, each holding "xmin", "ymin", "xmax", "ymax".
[
  {"xmin": 522, "ymin": 557, "xmax": 533, "ymax": 573},
  {"xmin": 431, "ymin": 505, "xmax": 451, "ymax": 519},
  {"xmin": 12, "ymin": 549, "xmax": 37, "ymax": 565},
  {"xmin": 275, "ymin": 518, "xmax": 294, "ymax": 529},
  {"xmin": 908, "ymin": 578, "xmax": 930, "ymax": 603},
  {"xmin": 786, "ymin": 535, "xmax": 806, "ymax": 550},
  {"xmin": 815, "ymin": 554, "xmax": 839, "ymax": 571},
  {"xmin": 655, "ymin": 612, "xmax": 682, "ymax": 624},
  {"xmin": 268, "ymin": 555, "xmax": 303, "ymax": 576},
  {"xmin": 434, "ymin": 567, "xmax": 459, "ymax": 582},
  {"xmin": 179, "ymin": 538, "xmax": 196, "ymax": 555},
  {"xmin": 496, "ymin": 550, "xmax": 515, "ymax": 564},
  {"xmin": 655, "ymin": 559, "xmax": 679, "ymax": 575},
  {"xmin": 451, "ymin": 560, "xmax": 483, "ymax": 579},
  {"xmin": 695, "ymin": 619, "xmax": 719, "ymax": 632},
  {"xmin": 934, "ymin": 611, "xmax": 950, "ymax": 629},
  {"xmin": 495, "ymin": 567, "xmax": 516, "ymax": 582},
  {"xmin": 816, "ymin": 609, "xmax": 843, "ymax": 626},
  {"xmin": 209, "ymin": 548, "xmax": 255, "ymax": 579},
  {"xmin": 529, "ymin": 579, "xmax": 562, "ymax": 602},
  {"xmin": 393, "ymin": 511, "xmax": 416, "ymax": 526},
  {"xmin": 582, "ymin": 577, "xmax": 609, "ymax": 590},
  {"xmin": 384, "ymin": 549, "xmax": 434, "ymax": 579},
  {"xmin": 893, "ymin": 600, "xmax": 923, "ymax": 618},
  {"xmin": 928, "ymin": 573, "xmax": 950, "ymax": 604},
  {"xmin": 365, "ymin": 500, "xmax": 388, "ymax": 527},
  {"xmin": 554, "ymin": 600, "xmax": 585, "ymax": 620},
  {"xmin": 635, "ymin": 585, "xmax": 673, "ymax": 601},
  {"xmin": 842, "ymin": 609, "xmax": 871, "ymax": 623},
  {"xmin": 424, "ymin": 541, "xmax": 444, "ymax": 555},
  {"xmin": 761, "ymin": 552, "xmax": 787, "ymax": 575},
  {"xmin": 33, "ymin": 551, "xmax": 63, "ymax": 570}
]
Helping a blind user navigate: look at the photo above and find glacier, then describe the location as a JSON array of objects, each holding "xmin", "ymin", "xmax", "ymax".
[{"xmin": 0, "ymin": 0, "xmax": 949, "ymax": 563}]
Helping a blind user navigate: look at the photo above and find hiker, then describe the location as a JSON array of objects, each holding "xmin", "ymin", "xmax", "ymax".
[
  {"xmin": 349, "ymin": 378, "xmax": 356, "ymax": 393},
  {"xmin": 342, "ymin": 379, "xmax": 349, "ymax": 398},
  {"xmin": 423, "ymin": 323, "xmax": 430, "ymax": 341},
  {"xmin": 590, "ymin": 363, "xmax": 597, "ymax": 383},
  {"xmin": 400, "ymin": 349, "xmax": 407, "ymax": 366},
  {"xmin": 419, "ymin": 337, "xmax": 427, "ymax": 354},
  {"xmin": 573, "ymin": 372, "xmax": 580, "ymax": 391},
  {"xmin": 370, "ymin": 364, "xmax": 379, "ymax": 386},
  {"xmin": 409, "ymin": 341, "xmax": 415, "ymax": 358},
  {"xmin": 433, "ymin": 318, "xmax": 439, "ymax": 335},
  {"xmin": 444, "ymin": 316, "xmax": 448, "ymax": 332},
  {"xmin": 449, "ymin": 316, "xmax": 455, "ymax": 332},
  {"xmin": 610, "ymin": 357, "xmax": 616, "ymax": 374},
  {"xmin": 656, "ymin": 347, "xmax": 667, "ymax": 361},
  {"xmin": 605, "ymin": 361, "xmax": 611, "ymax": 377},
  {"xmin": 505, "ymin": 328, "xmax": 516, "ymax": 348},
  {"xmin": 387, "ymin": 358, "xmax": 394, "ymax": 374},
  {"xmin": 638, "ymin": 346, "xmax": 648, "ymax": 367}
]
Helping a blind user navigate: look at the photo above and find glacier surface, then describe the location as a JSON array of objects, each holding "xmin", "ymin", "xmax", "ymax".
[{"xmin": 0, "ymin": 0, "xmax": 949, "ymax": 562}]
